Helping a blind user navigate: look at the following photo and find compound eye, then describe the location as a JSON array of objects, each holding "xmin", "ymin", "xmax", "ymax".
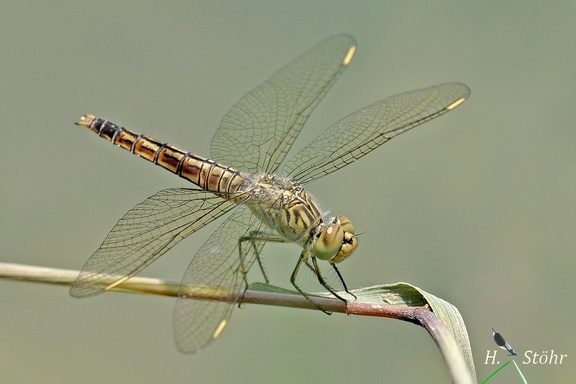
[
  {"xmin": 313, "ymin": 223, "xmax": 344, "ymax": 261},
  {"xmin": 335, "ymin": 215, "xmax": 354, "ymax": 235}
]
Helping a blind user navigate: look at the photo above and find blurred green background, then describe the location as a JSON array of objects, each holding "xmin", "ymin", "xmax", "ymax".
[{"xmin": 1, "ymin": 2, "xmax": 574, "ymax": 383}]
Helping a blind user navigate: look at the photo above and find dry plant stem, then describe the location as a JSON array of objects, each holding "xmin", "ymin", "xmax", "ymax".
[
  {"xmin": 0, "ymin": 262, "xmax": 442, "ymax": 346},
  {"xmin": 0, "ymin": 262, "xmax": 425, "ymax": 316},
  {"xmin": 0, "ymin": 262, "xmax": 434, "ymax": 324},
  {"xmin": 0, "ymin": 262, "xmax": 472, "ymax": 383}
]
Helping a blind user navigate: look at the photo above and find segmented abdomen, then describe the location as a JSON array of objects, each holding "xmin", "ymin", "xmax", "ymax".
[{"xmin": 77, "ymin": 115, "xmax": 246, "ymax": 198}]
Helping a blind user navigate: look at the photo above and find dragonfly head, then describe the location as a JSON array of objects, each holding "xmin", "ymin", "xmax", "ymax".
[{"xmin": 312, "ymin": 215, "xmax": 358, "ymax": 264}]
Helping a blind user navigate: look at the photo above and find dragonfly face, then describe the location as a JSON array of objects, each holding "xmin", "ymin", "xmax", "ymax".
[
  {"xmin": 71, "ymin": 34, "xmax": 470, "ymax": 353},
  {"xmin": 312, "ymin": 215, "xmax": 357, "ymax": 263}
]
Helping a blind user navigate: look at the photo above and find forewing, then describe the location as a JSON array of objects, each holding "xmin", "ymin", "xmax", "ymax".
[
  {"xmin": 70, "ymin": 188, "xmax": 235, "ymax": 297},
  {"xmin": 283, "ymin": 83, "xmax": 470, "ymax": 183},
  {"xmin": 211, "ymin": 34, "xmax": 356, "ymax": 174},
  {"xmin": 173, "ymin": 206, "xmax": 265, "ymax": 353}
]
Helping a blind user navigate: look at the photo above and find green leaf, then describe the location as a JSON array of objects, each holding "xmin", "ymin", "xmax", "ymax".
[
  {"xmin": 249, "ymin": 281, "xmax": 477, "ymax": 383},
  {"xmin": 350, "ymin": 282, "xmax": 477, "ymax": 383}
]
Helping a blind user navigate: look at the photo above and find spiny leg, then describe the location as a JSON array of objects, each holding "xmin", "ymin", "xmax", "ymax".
[
  {"xmin": 330, "ymin": 263, "xmax": 357, "ymax": 300},
  {"xmin": 236, "ymin": 231, "xmax": 267, "ymax": 308},
  {"xmin": 238, "ymin": 229, "xmax": 293, "ymax": 283},
  {"xmin": 236, "ymin": 229, "xmax": 290, "ymax": 307},
  {"xmin": 238, "ymin": 231, "xmax": 270, "ymax": 284},
  {"xmin": 309, "ymin": 256, "xmax": 349, "ymax": 303},
  {"xmin": 301, "ymin": 258, "xmax": 351, "ymax": 302},
  {"xmin": 290, "ymin": 251, "xmax": 332, "ymax": 314},
  {"xmin": 238, "ymin": 230, "xmax": 351, "ymax": 313}
]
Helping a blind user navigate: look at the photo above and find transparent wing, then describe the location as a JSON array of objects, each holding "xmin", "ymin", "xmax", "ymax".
[
  {"xmin": 70, "ymin": 188, "xmax": 236, "ymax": 297},
  {"xmin": 283, "ymin": 83, "xmax": 470, "ymax": 184},
  {"xmin": 211, "ymin": 34, "xmax": 356, "ymax": 174},
  {"xmin": 173, "ymin": 206, "xmax": 265, "ymax": 353}
]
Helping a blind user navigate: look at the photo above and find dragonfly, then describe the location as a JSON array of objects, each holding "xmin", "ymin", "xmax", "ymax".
[{"xmin": 70, "ymin": 34, "xmax": 470, "ymax": 353}]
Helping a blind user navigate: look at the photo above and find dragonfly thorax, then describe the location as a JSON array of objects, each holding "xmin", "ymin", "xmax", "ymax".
[
  {"xmin": 247, "ymin": 174, "xmax": 358, "ymax": 263},
  {"xmin": 246, "ymin": 174, "xmax": 322, "ymax": 243}
]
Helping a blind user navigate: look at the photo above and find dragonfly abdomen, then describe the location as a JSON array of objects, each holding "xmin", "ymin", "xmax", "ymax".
[{"xmin": 77, "ymin": 115, "xmax": 246, "ymax": 198}]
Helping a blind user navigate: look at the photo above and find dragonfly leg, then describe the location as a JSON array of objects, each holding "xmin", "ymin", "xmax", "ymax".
[
  {"xmin": 236, "ymin": 232, "xmax": 267, "ymax": 309},
  {"xmin": 238, "ymin": 229, "xmax": 289, "ymax": 283},
  {"xmin": 236, "ymin": 229, "xmax": 288, "ymax": 308},
  {"xmin": 290, "ymin": 251, "xmax": 333, "ymax": 315},
  {"xmin": 238, "ymin": 232, "xmax": 270, "ymax": 284},
  {"xmin": 300, "ymin": 257, "xmax": 351, "ymax": 302},
  {"xmin": 309, "ymin": 256, "xmax": 349, "ymax": 303},
  {"xmin": 252, "ymin": 241, "xmax": 269, "ymax": 284},
  {"xmin": 330, "ymin": 263, "xmax": 357, "ymax": 300}
]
